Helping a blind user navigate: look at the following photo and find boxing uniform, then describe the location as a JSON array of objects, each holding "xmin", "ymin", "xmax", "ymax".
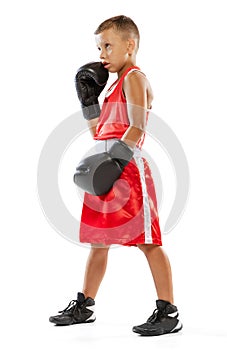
[
  {"xmin": 79, "ymin": 66, "xmax": 162, "ymax": 246},
  {"xmin": 50, "ymin": 63, "xmax": 182, "ymax": 335}
]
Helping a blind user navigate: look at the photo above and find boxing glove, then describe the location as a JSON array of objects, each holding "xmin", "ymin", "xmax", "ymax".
[
  {"xmin": 73, "ymin": 140, "xmax": 134, "ymax": 196},
  {"xmin": 75, "ymin": 62, "xmax": 109, "ymax": 120}
]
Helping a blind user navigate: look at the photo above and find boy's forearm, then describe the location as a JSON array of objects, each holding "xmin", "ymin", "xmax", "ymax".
[
  {"xmin": 87, "ymin": 118, "xmax": 99, "ymax": 137},
  {"xmin": 121, "ymin": 126, "xmax": 145, "ymax": 149}
]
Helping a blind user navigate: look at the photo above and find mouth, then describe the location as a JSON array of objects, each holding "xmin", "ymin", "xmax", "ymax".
[{"xmin": 102, "ymin": 62, "xmax": 110, "ymax": 69}]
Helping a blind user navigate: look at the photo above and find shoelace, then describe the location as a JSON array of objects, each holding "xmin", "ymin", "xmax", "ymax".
[
  {"xmin": 147, "ymin": 308, "xmax": 178, "ymax": 323},
  {"xmin": 147, "ymin": 308, "xmax": 162, "ymax": 323},
  {"xmin": 58, "ymin": 300, "xmax": 82, "ymax": 314}
]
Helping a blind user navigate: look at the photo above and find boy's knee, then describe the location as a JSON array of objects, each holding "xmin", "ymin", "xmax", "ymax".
[
  {"xmin": 137, "ymin": 244, "xmax": 159, "ymax": 255},
  {"xmin": 91, "ymin": 244, "xmax": 110, "ymax": 254}
]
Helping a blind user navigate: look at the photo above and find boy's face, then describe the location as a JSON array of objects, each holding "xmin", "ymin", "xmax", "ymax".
[{"xmin": 95, "ymin": 28, "xmax": 134, "ymax": 73}]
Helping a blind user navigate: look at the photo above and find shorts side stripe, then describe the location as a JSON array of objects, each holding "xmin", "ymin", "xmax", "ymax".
[{"xmin": 134, "ymin": 155, "xmax": 153, "ymax": 244}]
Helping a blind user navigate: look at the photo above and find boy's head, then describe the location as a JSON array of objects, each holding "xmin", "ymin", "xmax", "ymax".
[
  {"xmin": 94, "ymin": 15, "xmax": 140, "ymax": 73},
  {"xmin": 95, "ymin": 15, "xmax": 140, "ymax": 52}
]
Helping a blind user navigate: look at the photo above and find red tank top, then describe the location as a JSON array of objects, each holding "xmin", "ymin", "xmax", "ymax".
[{"xmin": 94, "ymin": 65, "xmax": 146, "ymax": 148}]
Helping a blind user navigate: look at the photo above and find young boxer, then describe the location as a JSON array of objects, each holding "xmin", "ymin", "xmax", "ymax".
[{"xmin": 49, "ymin": 15, "xmax": 182, "ymax": 337}]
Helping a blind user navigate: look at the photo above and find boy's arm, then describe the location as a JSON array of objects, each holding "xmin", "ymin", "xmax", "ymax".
[
  {"xmin": 121, "ymin": 72, "xmax": 151, "ymax": 149},
  {"xmin": 87, "ymin": 117, "xmax": 99, "ymax": 137}
]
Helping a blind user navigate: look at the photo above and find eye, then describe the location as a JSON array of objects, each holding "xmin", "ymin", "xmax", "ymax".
[
  {"xmin": 97, "ymin": 47, "xmax": 101, "ymax": 51},
  {"xmin": 105, "ymin": 43, "xmax": 111, "ymax": 49}
]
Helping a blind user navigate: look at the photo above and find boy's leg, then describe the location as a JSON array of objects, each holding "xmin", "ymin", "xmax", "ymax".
[
  {"xmin": 132, "ymin": 244, "xmax": 182, "ymax": 336},
  {"xmin": 82, "ymin": 244, "xmax": 110, "ymax": 299},
  {"xmin": 49, "ymin": 244, "xmax": 109, "ymax": 326},
  {"xmin": 137, "ymin": 244, "xmax": 174, "ymax": 303}
]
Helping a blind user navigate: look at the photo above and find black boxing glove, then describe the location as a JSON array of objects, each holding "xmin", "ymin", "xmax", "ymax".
[
  {"xmin": 75, "ymin": 62, "xmax": 109, "ymax": 120},
  {"xmin": 73, "ymin": 140, "xmax": 134, "ymax": 196}
]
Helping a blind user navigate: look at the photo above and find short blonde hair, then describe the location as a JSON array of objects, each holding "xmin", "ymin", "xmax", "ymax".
[{"xmin": 94, "ymin": 15, "xmax": 140, "ymax": 50}]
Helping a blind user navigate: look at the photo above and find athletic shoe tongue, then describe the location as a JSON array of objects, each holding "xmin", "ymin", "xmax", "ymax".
[
  {"xmin": 156, "ymin": 299, "xmax": 170, "ymax": 311},
  {"xmin": 77, "ymin": 292, "xmax": 85, "ymax": 303}
]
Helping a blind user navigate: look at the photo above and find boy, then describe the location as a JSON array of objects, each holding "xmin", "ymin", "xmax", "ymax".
[{"xmin": 49, "ymin": 15, "xmax": 182, "ymax": 336}]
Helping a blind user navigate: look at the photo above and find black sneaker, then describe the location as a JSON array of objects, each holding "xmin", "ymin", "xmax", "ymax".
[
  {"xmin": 49, "ymin": 292, "xmax": 95, "ymax": 326},
  {"xmin": 132, "ymin": 299, "xmax": 183, "ymax": 336}
]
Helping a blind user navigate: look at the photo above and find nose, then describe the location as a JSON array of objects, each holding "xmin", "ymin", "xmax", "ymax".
[{"xmin": 99, "ymin": 49, "xmax": 105, "ymax": 60}]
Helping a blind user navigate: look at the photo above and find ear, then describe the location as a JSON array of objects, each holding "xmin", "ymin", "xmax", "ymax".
[{"xmin": 127, "ymin": 38, "xmax": 136, "ymax": 55}]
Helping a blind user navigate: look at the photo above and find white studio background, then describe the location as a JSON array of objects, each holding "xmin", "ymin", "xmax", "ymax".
[{"xmin": 1, "ymin": 1, "xmax": 227, "ymax": 349}]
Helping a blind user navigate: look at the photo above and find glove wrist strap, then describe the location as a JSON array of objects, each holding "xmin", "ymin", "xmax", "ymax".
[
  {"xmin": 82, "ymin": 103, "xmax": 101, "ymax": 120},
  {"xmin": 108, "ymin": 140, "xmax": 134, "ymax": 165}
]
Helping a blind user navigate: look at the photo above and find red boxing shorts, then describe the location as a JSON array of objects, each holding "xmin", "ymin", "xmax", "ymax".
[{"xmin": 79, "ymin": 139, "xmax": 162, "ymax": 246}]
